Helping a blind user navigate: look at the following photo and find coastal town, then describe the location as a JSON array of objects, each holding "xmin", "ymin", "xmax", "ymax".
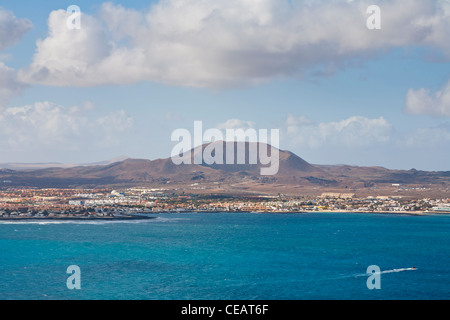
[{"xmin": 0, "ymin": 187, "xmax": 449, "ymax": 218}]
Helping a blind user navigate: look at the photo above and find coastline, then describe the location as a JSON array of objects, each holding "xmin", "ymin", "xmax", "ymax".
[
  {"xmin": 316, "ymin": 210, "xmax": 431, "ymax": 216},
  {"xmin": 0, "ymin": 215, "xmax": 156, "ymax": 221},
  {"xmin": 1, "ymin": 210, "xmax": 447, "ymax": 221}
]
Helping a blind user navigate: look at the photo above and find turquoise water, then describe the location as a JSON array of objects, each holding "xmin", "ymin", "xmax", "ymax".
[{"xmin": 0, "ymin": 212, "xmax": 449, "ymax": 300}]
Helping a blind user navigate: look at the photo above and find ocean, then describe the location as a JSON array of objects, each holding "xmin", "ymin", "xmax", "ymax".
[{"xmin": 0, "ymin": 212, "xmax": 449, "ymax": 300}]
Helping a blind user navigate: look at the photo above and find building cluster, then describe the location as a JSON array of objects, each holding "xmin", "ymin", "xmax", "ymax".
[{"xmin": 0, "ymin": 187, "xmax": 449, "ymax": 217}]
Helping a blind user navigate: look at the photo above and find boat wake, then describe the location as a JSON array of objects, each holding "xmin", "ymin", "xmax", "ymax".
[
  {"xmin": 354, "ymin": 267, "xmax": 418, "ymax": 277},
  {"xmin": 378, "ymin": 267, "xmax": 418, "ymax": 274}
]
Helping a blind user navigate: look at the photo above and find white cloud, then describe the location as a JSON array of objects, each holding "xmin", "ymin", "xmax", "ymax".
[
  {"xmin": 402, "ymin": 123, "xmax": 450, "ymax": 147},
  {"xmin": 285, "ymin": 113, "xmax": 314, "ymax": 127},
  {"xmin": 0, "ymin": 8, "xmax": 32, "ymax": 109},
  {"xmin": 217, "ymin": 119, "xmax": 256, "ymax": 131},
  {"xmin": 285, "ymin": 115, "xmax": 392, "ymax": 148},
  {"xmin": 283, "ymin": 113, "xmax": 450, "ymax": 170},
  {"xmin": 18, "ymin": 9, "xmax": 112, "ymax": 87},
  {"xmin": 19, "ymin": 0, "xmax": 450, "ymax": 88},
  {"xmin": 0, "ymin": 101, "xmax": 133, "ymax": 151},
  {"xmin": 285, "ymin": 113, "xmax": 450, "ymax": 157},
  {"xmin": 0, "ymin": 8, "xmax": 32, "ymax": 51},
  {"xmin": 0, "ymin": 62, "xmax": 27, "ymax": 110},
  {"xmin": 404, "ymin": 80, "xmax": 450, "ymax": 117}
]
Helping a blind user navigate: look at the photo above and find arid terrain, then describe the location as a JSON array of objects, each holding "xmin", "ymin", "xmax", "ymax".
[{"xmin": 1, "ymin": 142, "xmax": 449, "ymax": 199}]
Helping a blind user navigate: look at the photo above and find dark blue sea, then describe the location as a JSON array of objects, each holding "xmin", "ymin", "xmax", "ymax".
[{"xmin": 0, "ymin": 212, "xmax": 449, "ymax": 300}]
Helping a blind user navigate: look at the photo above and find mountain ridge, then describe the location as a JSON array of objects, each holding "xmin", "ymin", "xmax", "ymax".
[
  {"xmin": 0, "ymin": 142, "xmax": 449, "ymax": 197},
  {"xmin": 0, "ymin": 156, "xmax": 130, "ymax": 170}
]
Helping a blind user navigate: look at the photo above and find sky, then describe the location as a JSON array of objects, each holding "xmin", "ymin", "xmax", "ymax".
[{"xmin": 0, "ymin": 0, "xmax": 449, "ymax": 171}]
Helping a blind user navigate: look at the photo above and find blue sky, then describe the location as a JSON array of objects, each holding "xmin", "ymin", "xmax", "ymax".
[{"xmin": 1, "ymin": 0, "xmax": 450, "ymax": 170}]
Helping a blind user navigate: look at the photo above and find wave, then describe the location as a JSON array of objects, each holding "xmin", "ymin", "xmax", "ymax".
[
  {"xmin": 152, "ymin": 217, "xmax": 189, "ymax": 223},
  {"xmin": 0, "ymin": 220, "xmax": 146, "ymax": 225},
  {"xmin": 0, "ymin": 216, "xmax": 188, "ymax": 225}
]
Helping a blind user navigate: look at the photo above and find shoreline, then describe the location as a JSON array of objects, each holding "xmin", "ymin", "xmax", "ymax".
[
  {"xmin": 1, "ymin": 210, "xmax": 448, "ymax": 221},
  {"xmin": 0, "ymin": 215, "xmax": 156, "ymax": 221},
  {"xmin": 166, "ymin": 209, "xmax": 439, "ymax": 216}
]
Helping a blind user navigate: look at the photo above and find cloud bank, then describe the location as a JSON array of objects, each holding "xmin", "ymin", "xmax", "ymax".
[
  {"xmin": 404, "ymin": 80, "xmax": 450, "ymax": 117},
  {"xmin": 285, "ymin": 114, "xmax": 393, "ymax": 148},
  {"xmin": 0, "ymin": 8, "xmax": 32, "ymax": 109},
  {"xmin": 19, "ymin": 0, "xmax": 450, "ymax": 88},
  {"xmin": 0, "ymin": 101, "xmax": 133, "ymax": 151},
  {"xmin": 0, "ymin": 8, "xmax": 32, "ymax": 51},
  {"xmin": 0, "ymin": 62, "xmax": 26, "ymax": 109}
]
